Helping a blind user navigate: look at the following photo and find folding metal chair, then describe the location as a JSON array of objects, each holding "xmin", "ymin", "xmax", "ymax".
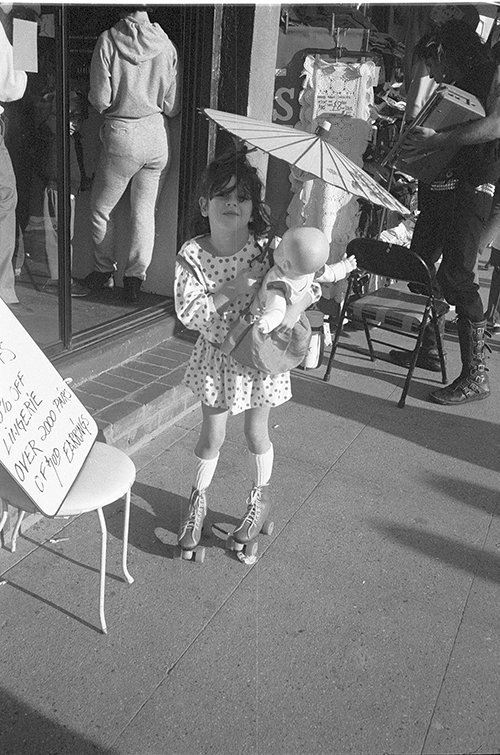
[{"xmin": 323, "ymin": 238, "xmax": 449, "ymax": 408}]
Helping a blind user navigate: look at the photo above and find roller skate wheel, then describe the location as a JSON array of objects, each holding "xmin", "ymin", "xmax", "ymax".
[
  {"xmin": 180, "ymin": 547, "xmax": 194, "ymax": 561},
  {"xmin": 244, "ymin": 540, "xmax": 258, "ymax": 559},
  {"xmin": 261, "ymin": 519, "xmax": 274, "ymax": 536},
  {"xmin": 226, "ymin": 535, "xmax": 235, "ymax": 552},
  {"xmin": 193, "ymin": 546, "xmax": 206, "ymax": 564}
]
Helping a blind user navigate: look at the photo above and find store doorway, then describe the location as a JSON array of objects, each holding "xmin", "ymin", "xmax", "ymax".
[{"xmin": 11, "ymin": 4, "xmax": 186, "ymax": 350}]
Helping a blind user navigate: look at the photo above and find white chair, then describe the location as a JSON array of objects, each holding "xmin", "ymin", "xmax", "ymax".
[{"xmin": 0, "ymin": 441, "xmax": 136, "ymax": 634}]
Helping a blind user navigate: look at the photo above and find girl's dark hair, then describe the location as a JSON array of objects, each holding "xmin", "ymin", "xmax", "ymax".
[
  {"xmin": 190, "ymin": 146, "xmax": 271, "ymax": 238},
  {"xmin": 423, "ymin": 19, "xmax": 488, "ymax": 74}
]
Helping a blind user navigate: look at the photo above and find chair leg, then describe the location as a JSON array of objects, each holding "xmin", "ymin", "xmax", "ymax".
[
  {"xmin": 0, "ymin": 501, "xmax": 8, "ymax": 546},
  {"xmin": 323, "ymin": 278, "xmax": 354, "ymax": 382},
  {"xmin": 96, "ymin": 507, "xmax": 108, "ymax": 635},
  {"xmin": 122, "ymin": 488, "xmax": 134, "ymax": 585},
  {"xmin": 11, "ymin": 510, "xmax": 25, "ymax": 553},
  {"xmin": 398, "ymin": 315, "xmax": 428, "ymax": 408},
  {"xmin": 362, "ymin": 318, "xmax": 376, "ymax": 361}
]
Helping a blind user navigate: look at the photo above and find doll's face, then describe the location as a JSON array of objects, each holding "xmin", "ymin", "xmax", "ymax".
[
  {"xmin": 273, "ymin": 240, "xmax": 295, "ymax": 276},
  {"xmin": 273, "ymin": 239, "xmax": 310, "ymax": 279},
  {"xmin": 274, "ymin": 228, "xmax": 329, "ymax": 279}
]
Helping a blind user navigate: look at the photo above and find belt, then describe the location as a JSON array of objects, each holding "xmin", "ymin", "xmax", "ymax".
[
  {"xmin": 475, "ymin": 183, "xmax": 495, "ymax": 196},
  {"xmin": 430, "ymin": 178, "xmax": 459, "ymax": 192},
  {"xmin": 429, "ymin": 179, "xmax": 495, "ymax": 196}
]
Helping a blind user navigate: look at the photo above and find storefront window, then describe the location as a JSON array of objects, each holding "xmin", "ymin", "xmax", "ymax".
[
  {"xmin": 3, "ymin": 4, "xmax": 184, "ymax": 354},
  {"xmin": 2, "ymin": 3, "xmax": 61, "ymax": 346}
]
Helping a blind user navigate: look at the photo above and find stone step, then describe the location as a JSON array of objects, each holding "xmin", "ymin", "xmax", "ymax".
[
  {"xmin": 1, "ymin": 321, "xmax": 199, "ymax": 551},
  {"xmin": 73, "ymin": 328, "xmax": 199, "ymax": 454}
]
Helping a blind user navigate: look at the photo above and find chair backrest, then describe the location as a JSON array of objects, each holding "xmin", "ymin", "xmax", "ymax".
[{"xmin": 347, "ymin": 238, "xmax": 433, "ymax": 287}]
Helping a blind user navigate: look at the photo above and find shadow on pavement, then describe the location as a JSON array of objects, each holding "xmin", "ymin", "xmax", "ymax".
[
  {"xmin": 103, "ymin": 481, "xmax": 239, "ymax": 559},
  {"xmin": 369, "ymin": 518, "xmax": 500, "ymax": 585},
  {"xmin": 291, "ymin": 372, "xmax": 500, "ymax": 473},
  {"xmin": 0, "ymin": 687, "xmax": 117, "ymax": 754}
]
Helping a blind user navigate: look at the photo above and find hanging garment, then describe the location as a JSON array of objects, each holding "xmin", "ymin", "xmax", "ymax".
[{"xmin": 287, "ymin": 57, "xmax": 378, "ymax": 302}]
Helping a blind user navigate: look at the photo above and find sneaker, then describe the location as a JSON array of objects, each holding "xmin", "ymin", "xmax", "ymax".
[
  {"xmin": 70, "ymin": 281, "xmax": 90, "ymax": 297},
  {"xmin": 42, "ymin": 279, "xmax": 91, "ymax": 297}
]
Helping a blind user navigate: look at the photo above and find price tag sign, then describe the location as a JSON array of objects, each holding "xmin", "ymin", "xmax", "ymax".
[{"xmin": 0, "ymin": 299, "xmax": 97, "ymax": 516}]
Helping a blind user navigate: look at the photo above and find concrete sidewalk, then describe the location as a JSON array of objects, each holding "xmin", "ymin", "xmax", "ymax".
[{"xmin": 1, "ymin": 315, "xmax": 499, "ymax": 754}]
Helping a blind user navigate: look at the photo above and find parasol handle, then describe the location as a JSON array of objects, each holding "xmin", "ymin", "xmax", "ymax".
[{"xmin": 315, "ymin": 121, "xmax": 331, "ymax": 138}]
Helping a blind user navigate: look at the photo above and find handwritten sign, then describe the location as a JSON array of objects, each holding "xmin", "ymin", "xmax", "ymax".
[{"xmin": 0, "ymin": 299, "xmax": 97, "ymax": 516}]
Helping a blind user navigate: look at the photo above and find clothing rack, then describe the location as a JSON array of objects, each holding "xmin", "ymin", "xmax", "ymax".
[
  {"xmin": 300, "ymin": 38, "xmax": 372, "ymax": 64},
  {"xmin": 311, "ymin": 47, "xmax": 372, "ymax": 62}
]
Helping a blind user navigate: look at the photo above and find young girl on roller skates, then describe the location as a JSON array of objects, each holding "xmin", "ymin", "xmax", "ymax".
[{"xmin": 174, "ymin": 149, "xmax": 352, "ymax": 563}]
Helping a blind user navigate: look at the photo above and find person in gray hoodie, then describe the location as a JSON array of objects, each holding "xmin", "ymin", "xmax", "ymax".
[{"xmin": 86, "ymin": 6, "xmax": 180, "ymax": 302}]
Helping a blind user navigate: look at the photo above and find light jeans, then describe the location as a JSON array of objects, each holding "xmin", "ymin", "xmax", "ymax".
[
  {"xmin": 0, "ymin": 122, "xmax": 18, "ymax": 303},
  {"xmin": 90, "ymin": 113, "xmax": 168, "ymax": 280}
]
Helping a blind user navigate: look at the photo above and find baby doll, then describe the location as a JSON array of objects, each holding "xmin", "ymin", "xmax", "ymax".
[{"xmin": 251, "ymin": 226, "xmax": 357, "ymax": 334}]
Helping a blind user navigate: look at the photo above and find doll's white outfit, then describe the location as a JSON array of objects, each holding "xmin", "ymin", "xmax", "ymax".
[
  {"xmin": 252, "ymin": 264, "xmax": 333, "ymax": 332},
  {"xmin": 174, "ymin": 235, "xmax": 292, "ymax": 416}
]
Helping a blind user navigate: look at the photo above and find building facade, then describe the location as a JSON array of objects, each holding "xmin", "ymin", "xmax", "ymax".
[{"xmin": 2, "ymin": 3, "xmax": 280, "ymax": 373}]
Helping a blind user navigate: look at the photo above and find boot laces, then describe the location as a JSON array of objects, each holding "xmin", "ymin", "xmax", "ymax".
[
  {"xmin": 184, "ymin": 490, "xmax": 206, "ymax": 532},
  {"xmin": 243, "ymin": 486, "xmax": 263, "ymax": 527}
]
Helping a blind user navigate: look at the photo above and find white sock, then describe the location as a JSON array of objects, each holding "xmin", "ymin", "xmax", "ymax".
[
  {"xmin": 248, "ymin": 444, "xmax": 274, "ymax": 487},
  {"xmin": 193, "ymin": 453, "xmax": 219, "ymax": 491}
]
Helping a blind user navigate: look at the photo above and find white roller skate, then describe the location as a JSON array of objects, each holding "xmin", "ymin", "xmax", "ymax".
[
  {"xmin": 226, "ymin": 485, "xmax": 274, "ymax": 565},
  {"xmin": 178, "ymin": 488, "xmax": 209, "ymax": 563}
]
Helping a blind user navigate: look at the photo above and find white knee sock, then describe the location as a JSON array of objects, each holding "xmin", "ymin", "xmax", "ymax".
[
  {"xmin": 248, "ymin": 444, "xmax": 274, "ymax": 487},
  {"xmin": 193, "ymin": 453, "xmax": 219, "ymax": 491}
]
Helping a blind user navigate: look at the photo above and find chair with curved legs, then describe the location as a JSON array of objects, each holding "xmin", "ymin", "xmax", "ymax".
[{"xmin": 0, "ymin": 441, "xmax": 136, "ymax": 634}]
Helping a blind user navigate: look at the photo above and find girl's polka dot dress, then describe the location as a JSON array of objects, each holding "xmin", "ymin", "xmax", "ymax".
[{"xmin": 174, "ymin": 235, "xmax": 292, "ymax": 416}]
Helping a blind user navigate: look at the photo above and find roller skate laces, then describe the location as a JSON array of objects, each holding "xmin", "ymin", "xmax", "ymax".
[
  {"xmin": 178, "ymin": 488, "xmax": 207, "ymax": 552},
  {"xmin": 233, "ymin": 485, "xmax": 270, "ymax": 544}
]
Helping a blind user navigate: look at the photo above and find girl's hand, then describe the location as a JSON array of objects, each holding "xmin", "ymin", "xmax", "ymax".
[
  {"xmin": 224, "ymin": 269, "xmax": 261, "ymax": 298},
  {"xmin": 214, "ymin": 269, "xmax": 262, "ymax": 312}
]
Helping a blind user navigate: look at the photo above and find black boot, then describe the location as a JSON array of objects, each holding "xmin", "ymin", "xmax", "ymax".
[
  {"xmin": 123, "ymin": 276, "xmax": 142, "ymax": 303},
  {"xmin": 389, "ymin": 313, "xmax": 446, "ymax": 372},
  {"xmin": 430, "ymin": 318, "xmax": 490, "ymax": 404}
]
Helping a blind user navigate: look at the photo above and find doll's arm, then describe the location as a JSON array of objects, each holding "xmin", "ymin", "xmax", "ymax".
[
  {"xmin": 318, "ymin": 255, "xmax": 357, "ymax": 283},
  {"xmin": 255, "ymin": 289, "xmax": 287, "ymax": 334}
]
